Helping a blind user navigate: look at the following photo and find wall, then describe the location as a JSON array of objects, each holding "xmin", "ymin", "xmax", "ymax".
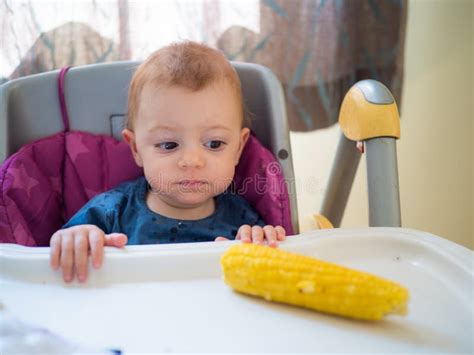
[{"xmin": 291, "ymin": 0, "xmax": 473, "ymax": 249}]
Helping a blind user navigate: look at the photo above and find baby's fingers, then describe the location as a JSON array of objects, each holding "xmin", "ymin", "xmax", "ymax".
[
  {"xmin": 74, "ymin": 231, "xmax": 89, "ymax": 282},
  {"xmin": 263, "ymin": 226, "xmax": 278, "ymax": 247},
  {"xmin": 251, "ymin": 226, "xmax": 264, "ymax": 244},
  {"xmin": 215, "ymin": 236, "xmax": 230, "ymax": 242},
  {"xmin": 275, "ymin": 226, "xmax": 286, "ymax": 241},
  {"xmin": 49, "ymin": 232, "xmax": 62, "ymax": 270},
  {"xmin": 60, "ymin": 234, "xmax": 74, "ymax": 283},
  {"xmin": 89, "ymin": 229, "xmax": 105, "ymax": 269},
  {"xmin": 104, "ymin": 233, "xmax": 128, "ymax": 248},
  {"xmin": 236, "ymin": 225, "xmax": 252, "ymax": 243}
]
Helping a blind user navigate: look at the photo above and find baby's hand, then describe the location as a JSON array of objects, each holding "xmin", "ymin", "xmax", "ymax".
[
  {"xmin": 215, "ymin": 225, "xmax": 286, "ymax": 247},
  {"xmin": 49, "ymin": 225, "xmax": 127, "ymax": 283}
]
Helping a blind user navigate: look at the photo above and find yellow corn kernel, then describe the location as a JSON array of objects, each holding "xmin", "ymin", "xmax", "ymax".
[{"xmin": 221, "ymin": 244, "xmax": 409, "ymax": 321}]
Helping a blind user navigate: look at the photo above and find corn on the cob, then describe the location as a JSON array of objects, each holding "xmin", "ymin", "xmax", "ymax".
[{"xmin": 221, "ymin": 244, "xmax": 409, "ymax": 321}]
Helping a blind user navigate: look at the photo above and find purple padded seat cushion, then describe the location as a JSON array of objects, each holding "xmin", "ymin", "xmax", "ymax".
[{"xmin": 0, "ymin": 132, "xmax": 293, "ymax": 246}]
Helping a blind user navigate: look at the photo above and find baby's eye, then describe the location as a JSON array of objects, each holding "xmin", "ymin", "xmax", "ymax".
[
  {"xmin": 155, "ymin": 142, "xmax": 179, "ymax": 150},
  {"xmin": 205, "ymin": 140, "xmax": 226, "ymax": 150}
]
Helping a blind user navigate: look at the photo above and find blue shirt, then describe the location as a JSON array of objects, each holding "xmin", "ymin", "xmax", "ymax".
[{"xmin": 63, "ymin": 176, "xmax": 265, "ymax": 244}]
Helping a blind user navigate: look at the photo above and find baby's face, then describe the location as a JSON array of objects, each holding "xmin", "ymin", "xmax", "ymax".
[{"xmin": 127, "ymin": 81, "xmax": 249, "ymax": 210}]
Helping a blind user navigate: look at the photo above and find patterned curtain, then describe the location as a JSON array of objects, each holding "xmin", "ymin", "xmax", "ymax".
[{"xmin": 1, "ymin": 0, "xmax": 406, "ymax": 131}]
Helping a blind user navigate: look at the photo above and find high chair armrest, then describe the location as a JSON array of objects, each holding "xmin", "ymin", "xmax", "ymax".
[
  {"xmin": 340, "ymin": 80, "xmax": 402, "ymax": 227},
  {"xmin": 321, "ymin": 80, "xmax": 402, "ymax": 228},
  {"xmin": 339, "ymin": 79, "xmax": 400, "ymax": 141}
]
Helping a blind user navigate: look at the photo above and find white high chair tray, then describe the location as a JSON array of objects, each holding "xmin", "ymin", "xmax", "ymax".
[{"xmin": 1, "ymin": 227, "xmax": 473, "ymax": 353}]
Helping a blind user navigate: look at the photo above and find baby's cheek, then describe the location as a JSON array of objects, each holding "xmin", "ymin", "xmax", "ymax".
[
  {"xmin": 208, "ymin": 166, "xmax": 235, "ymax": 193},
  {"xmin": 145, "ymin": 171, "xmax": 172, "ymax": 193}
]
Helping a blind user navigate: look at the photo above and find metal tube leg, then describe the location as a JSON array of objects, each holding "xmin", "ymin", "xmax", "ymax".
[
  {"xmin": 365, "ymin": 137, "xmax": 402, "ymax": 227},
  {"xmin": 321, "ymin": 133, "xmax": 362, "ymax": 227}
]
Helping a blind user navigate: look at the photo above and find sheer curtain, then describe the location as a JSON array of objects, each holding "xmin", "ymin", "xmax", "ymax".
[{"xmin": 1, "ymin": 0, "xmax": 406, "ymax": 131}]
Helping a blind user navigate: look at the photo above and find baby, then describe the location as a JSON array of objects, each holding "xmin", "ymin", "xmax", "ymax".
[{"xmin": 50, "ymin": 42, "xmax": 286, "ymax": 283}]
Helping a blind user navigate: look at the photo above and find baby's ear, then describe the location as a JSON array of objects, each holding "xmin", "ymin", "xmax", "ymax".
[
  {"xmin": 235, "ymin": 128, "xmax": 250, "ymax": 165},
  {"xmin": 122, "ymin": 129, "xmax": 143, "ymax": 167}
]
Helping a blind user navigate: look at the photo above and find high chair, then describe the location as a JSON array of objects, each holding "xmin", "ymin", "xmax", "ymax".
[
  {"xmin": 0, "ymin": 62, "xmax": 299, "ymax": 244},
  {"xmin": 0, "ymin": 61, "xmax": 403, "ymax": 244},
  {"xmin": 0, "ymin": 62, "xmax": 472, "ymax": 353}
]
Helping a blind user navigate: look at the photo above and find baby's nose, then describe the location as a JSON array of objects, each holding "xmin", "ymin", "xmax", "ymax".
[{"xmin": 178, "ymin": 148, "xmax": 205, "ymax": 168}]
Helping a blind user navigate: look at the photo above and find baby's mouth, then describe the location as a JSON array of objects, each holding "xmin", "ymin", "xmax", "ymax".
[{"xmin": 177, "ymin": 180, "xmax": 209, "ymax": 190}]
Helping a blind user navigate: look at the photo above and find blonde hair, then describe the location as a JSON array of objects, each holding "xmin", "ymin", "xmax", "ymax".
[{"xmin": 126, "ymin": 41, "xmax": 248, "ymax": 129}]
